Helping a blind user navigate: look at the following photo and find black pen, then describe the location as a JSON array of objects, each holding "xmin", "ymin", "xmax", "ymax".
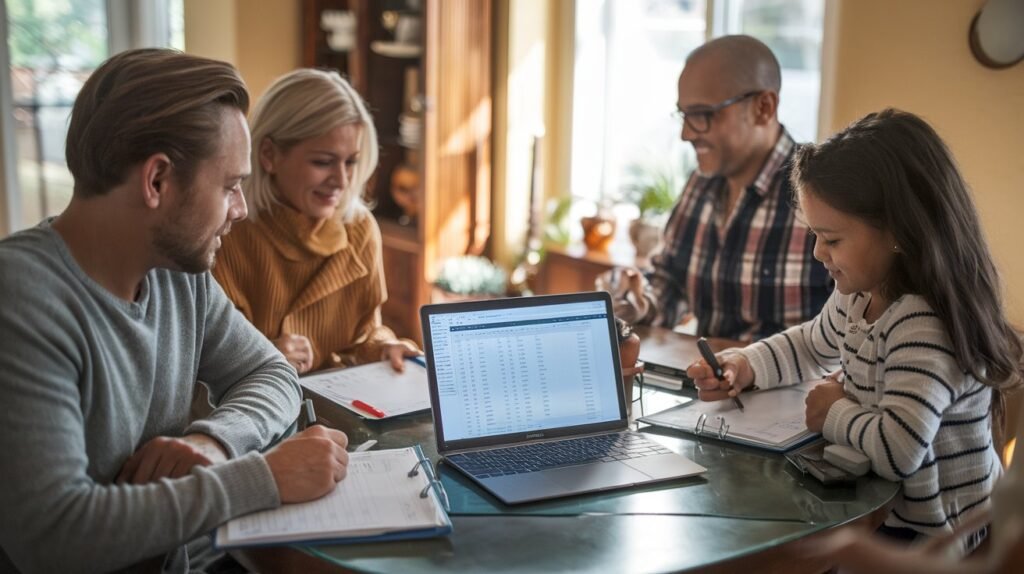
[
  {"xmin": 697, "ymin": 337, "xmax": 745, "ymax": 411},
  {"xmin": 303, "ymin": 398, "xmax": 318, "ymax": 429}
]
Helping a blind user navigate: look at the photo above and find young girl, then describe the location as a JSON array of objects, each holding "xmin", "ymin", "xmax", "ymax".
[{"xmin": 687, "ymin": 108, "xmax": 1024, "ymax": 546}]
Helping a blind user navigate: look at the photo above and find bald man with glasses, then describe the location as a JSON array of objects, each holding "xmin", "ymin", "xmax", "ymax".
[{"xmin": 609, "ymin": 35, "xmax": 832, "ymax": 342}]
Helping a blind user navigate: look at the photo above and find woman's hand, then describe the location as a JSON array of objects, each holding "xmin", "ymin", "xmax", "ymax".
[
  {"xmin": 805, "ymin": 380, "xmax": 846, "ymax": 432},
  {"xmin": 274, "ymin": 333, "xmax": 315, "ymax": 374},
  {"xmin": 381, "ymin": 340, "xmax": 421, "ymax": 372},
  {"xmin": 686, "ymin": 352, "xmax": 755, "ymax": 402}
]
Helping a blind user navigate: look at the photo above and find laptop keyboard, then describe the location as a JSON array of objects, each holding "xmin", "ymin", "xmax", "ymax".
[{"xmin": 447, "ymin": 432, "xmax": 673, "ymax": 479}]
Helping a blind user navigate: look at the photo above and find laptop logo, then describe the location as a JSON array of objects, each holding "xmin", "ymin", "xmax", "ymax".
[{"xmin": 526, "ymin": 433, "xmax": 545, "ymax": 439}]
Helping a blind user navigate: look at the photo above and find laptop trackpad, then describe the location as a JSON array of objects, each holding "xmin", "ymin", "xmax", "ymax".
[
  {"xmin": 482, "ymin": 472, "xmax": 574, "ymax": 504},
  {"xmin": 482, "ymin": 462, "xmax": 649, "ymax": 504},
  {"xmin": 543, "ymin": 461, "xmax": 649, "ymax": 492}
]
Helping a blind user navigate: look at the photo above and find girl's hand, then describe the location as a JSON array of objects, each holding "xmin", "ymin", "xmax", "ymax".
[
  {"xmin": 805, "ymin": 380, "xmax": 846, "ymax": 432},
  {"xmin": 686, "ymin": 353, "xmax": 755, "ymax": 402},
  {"xmin": 381, "ymin": 340, "xmax": 421, "ymax": 372},
  {"xmin": 274, "ymin": 333, "xmax": 315, "ymax": 374}
]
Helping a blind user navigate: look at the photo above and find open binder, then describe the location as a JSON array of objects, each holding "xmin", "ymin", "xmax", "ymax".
[
  {"xmin": 214, "ymin": 445, "xmax": 451, "ymax": 548},
  {"xmin": 638, "ymin": 382, "xmax": 820, "ymax": 452}
]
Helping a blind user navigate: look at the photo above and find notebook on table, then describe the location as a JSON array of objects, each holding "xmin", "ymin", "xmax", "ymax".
[
  {"xmin": 420, "ymin": 291, "xmax": 706, "ymax": 505},
  {"xmin": 214, "ymin": 445, "xmax": 450, "ymax": 548},
  {"xmin": 638, "ymin": 382, "xmax": 821, "ymax": 452},
  {"xmin": 300, "ymin": 360, "xmax": 431, "ymax": 420}
]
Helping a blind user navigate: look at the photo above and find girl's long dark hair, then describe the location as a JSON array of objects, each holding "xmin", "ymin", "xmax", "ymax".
[{"xmin": 791, "ymin": 109, "xmax": 1023, "ymax": 444}]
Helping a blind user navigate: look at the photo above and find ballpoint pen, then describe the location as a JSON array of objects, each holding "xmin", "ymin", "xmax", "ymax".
[
  {"xmin": 302, "ymin": 398, "xmax": 318, "ymax": 429},
  {"xmin": 697, "ymin": 337, "xmax": 745, "ymax": 412}
]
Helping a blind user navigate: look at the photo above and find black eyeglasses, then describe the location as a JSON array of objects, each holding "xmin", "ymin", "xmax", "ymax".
[{"xmin": 672, "ymin": 91, "xmax": 761, "ymax": 134}]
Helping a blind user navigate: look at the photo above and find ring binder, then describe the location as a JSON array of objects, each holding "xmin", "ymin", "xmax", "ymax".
[
  {"xmin": 215, "ymin": 445, "xmax": 453, "ymax": 548},
  {"xmin": 694, "ymin": 413, "xmax": 729, "ymax": 439},
  {"xmin": 408, "ymin": 453, "xmax": 451, "ymax": 512},
  {"xmin": 638, "ymin": 382, "xmax": 821, "ymax": 452},
  {"xmin": 714, "ymin": 416, "xmax": 730, "ymax": 440},
  {"xmin": 695, "ymin": 413, "xmax": 708, "ymax": 435},
  {"xmin": 408, "ymin": 458, "xmax": 432, "ymax": 477}
]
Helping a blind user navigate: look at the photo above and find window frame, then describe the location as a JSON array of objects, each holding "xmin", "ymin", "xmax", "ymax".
[
  {"xmin": 0, "ymin": 0, "xmax": 175, "ymax": 236},
  {"xmin": 564, "ymin": 0, "xmax": 830, "ymax": 210}
]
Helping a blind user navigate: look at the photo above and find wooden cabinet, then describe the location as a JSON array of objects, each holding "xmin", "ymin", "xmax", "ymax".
[
  {"xmin": 535, "ymin": 242, "xmax": 639, "ymax": 295},
  {"xmin": 302, "ymin": 0, "xmax": 492, "ymax": 343}
]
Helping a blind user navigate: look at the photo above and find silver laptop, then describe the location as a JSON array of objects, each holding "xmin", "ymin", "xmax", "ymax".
[{"xmin": 420, "ymin": 291, "xmax": 705, "ymax": 505}]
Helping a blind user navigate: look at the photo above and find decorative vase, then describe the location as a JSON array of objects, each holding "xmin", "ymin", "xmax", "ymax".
[
  {"xmin": 628, "ymin": 218, "xmax": 663, "ymax": 264},
  {"xmin": 580, "ymin": 214, "xmax": 616, "ymax": 252},
  {"xmin": 389, "ymin": 162, "xmax": 420, "ymax": 225}
]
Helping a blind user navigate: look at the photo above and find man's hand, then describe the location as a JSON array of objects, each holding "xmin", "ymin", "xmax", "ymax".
[
  {"xmin": 381, "ymin": 340, "xmax": 421, "ymax": 372},
  {"xmin": 805, "ymin": 380, "xmax": 846, "ymax": 433},
  {"xmin": 274, "ymin": 333, "xmax": 315, "ymax": 374},
  {"xmin": 264, "ymin": 425, "xmax": 350, "ymax": 503},
  {"xmin": 597, "ymin": 268, "xmax": 650, "ymax": 324},
  {"xmin": 116, "ymin": 433, "xmax": 228, "ymax": 484},
  {"xmin": 686, "ymin": 352, "xmax": 755, "ymax": 402}
]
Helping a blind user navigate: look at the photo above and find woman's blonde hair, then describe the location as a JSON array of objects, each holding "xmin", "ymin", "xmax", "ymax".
[{"xmin": 246, "ymin": 68, "xmax": 379, "ymax": 223}]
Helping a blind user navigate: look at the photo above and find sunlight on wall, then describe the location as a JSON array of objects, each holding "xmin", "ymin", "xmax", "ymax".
[
  {"xmin": 492, "ymin": 0, "xmax": 549, "ymax": 269},
  {"xmin": 828, "ymin": 0, "xmax": 1024, "ymax": 324}
]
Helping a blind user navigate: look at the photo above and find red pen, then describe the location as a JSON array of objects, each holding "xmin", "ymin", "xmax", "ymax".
[{"xmin": 351, "ymin": 399, "xmax": 386, "ymax": 418}]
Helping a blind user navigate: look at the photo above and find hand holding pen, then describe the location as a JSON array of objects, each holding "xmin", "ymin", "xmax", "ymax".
[{"xmin": 687, "ymin": 338, "xmax": 754, "ymax": 409}]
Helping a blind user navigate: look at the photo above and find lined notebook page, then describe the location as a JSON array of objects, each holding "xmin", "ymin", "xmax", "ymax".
[
  {"xmin": 300, "ymin": 361, "xmax": 431, "ymax": 418},
  {"xmin": 219, "ymin": 447, "xmax": 446, "ymax": 546},
  {"xmin": 642, "ymin": 383, "xmax": 815, "ymax": 448}
]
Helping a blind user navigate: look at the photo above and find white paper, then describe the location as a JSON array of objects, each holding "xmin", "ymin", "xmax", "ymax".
[
  {"xmin": 217, "ymin": 447, "xmax": 447, "ymax": 546},
  {"xmin": 641, "ymin": 382, "xmax": 817, "ymax": 448},
  {"xmin": 300, "ymin": 361, "xmax": 431, "ymax": 419}
]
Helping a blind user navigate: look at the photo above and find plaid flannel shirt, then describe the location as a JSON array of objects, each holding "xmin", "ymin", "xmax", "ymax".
[{"xmin": 646, "ymin": 128, "xmax": 833, "ymax": 341}]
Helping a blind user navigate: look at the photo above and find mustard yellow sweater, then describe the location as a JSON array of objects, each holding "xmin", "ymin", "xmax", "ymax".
[{"xmin": 213, "ymin": 204, "xmax": 400, "ymax": 372}]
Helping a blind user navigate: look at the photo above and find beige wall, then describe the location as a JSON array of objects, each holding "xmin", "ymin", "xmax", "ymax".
[
  {"xmin": 183, "ymin": 0, "xmax": 300, "ymax": 103},
  {"xmin": 183, "ymin": 0, "xmax": 237, "ymax": 64},
  {"xmin": 236, "ymin": 2, "xmax": 301, "ymax": 100},
  {"xmin": 828, "ymin": 0, "xmax": 1024, "ymax": 323}
]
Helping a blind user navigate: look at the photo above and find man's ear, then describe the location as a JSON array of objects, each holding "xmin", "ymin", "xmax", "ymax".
[
  {"xmin": 752, "ymin": 91, "xmax": 779, "ymax": 126},
  {"xmin": 258, "ymin": 137, "xmax": 278, "ymax": 175},
  {"xmin": 140, "ymin": 153, "xmax": 174, "ymax": 209}
]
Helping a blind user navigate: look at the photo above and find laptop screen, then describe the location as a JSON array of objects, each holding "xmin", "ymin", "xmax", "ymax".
[{"xmin": 422, "ymin": 293, "xmax": 625, "ymax": 450}]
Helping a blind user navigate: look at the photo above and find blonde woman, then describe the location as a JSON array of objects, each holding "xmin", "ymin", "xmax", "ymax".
[{"xmin": 214, "ymin": 69, "xmax": 419, "ymax": 374}]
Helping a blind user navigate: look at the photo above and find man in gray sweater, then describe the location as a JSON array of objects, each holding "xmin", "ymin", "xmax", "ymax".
[{"xmin": 0, "ymin": 49, "xmax": 350, "ymax": 573}]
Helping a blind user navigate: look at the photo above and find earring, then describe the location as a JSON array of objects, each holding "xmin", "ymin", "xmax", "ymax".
[{"xmin": 893, "ymin": 245, "xmax": 900, "ymax": 253}]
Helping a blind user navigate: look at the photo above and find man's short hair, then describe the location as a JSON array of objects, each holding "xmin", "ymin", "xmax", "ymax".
[
  {"xmin": 687, "ymin": 35, "xmax": 782, "ymax": 95},
  {"xmin": 65, "ymin": 48, "xmax": 250, "ymax": 197}
]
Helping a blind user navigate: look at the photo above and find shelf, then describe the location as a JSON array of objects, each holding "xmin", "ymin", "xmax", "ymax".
[
  {"xmin": 303, "ymin": 0, "xmax": 491, "ymax": 344},
  {"xmin": 370, "ymin": 41, "xmax": 423, "ymax": 58}
]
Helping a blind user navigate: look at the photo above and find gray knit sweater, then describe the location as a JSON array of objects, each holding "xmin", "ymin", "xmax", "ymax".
[
  {"xmin": 739, "ymin": 290, "xmax": 1000, "ymax": 537},
  {"xmin": 0, "ymin": 223, "xmax": 301, "ymax": 573}
]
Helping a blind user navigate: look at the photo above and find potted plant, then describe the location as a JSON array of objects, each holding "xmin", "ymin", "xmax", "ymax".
[
  {"xmin": 620, "ymin": 161, "xmax": 683, "ymax": 264},
  {"xmin": 432, "ymin": 255, "xmax": 508, "ymax": 302}
]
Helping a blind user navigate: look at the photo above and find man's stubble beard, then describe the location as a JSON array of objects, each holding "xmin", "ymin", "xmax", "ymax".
[{"xmin": 152, "ymin": 193, "xmax": 218, "ymax": 274}]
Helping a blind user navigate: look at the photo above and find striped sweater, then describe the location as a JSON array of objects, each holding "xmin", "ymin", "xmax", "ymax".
[{"xmin": 739, "ymin": 290, "xmax": 1000, "ymax": 537}]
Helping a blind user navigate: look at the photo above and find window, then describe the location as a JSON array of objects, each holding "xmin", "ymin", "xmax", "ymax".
[
  {"xmin": 1, "ymin": 0, "xmax": 183, "ymax": 234},
  {"xmin": 712, "ymin": 0, "xmax": 825, "ymax": 143},
  {"xmin": 568, "ymin": 0, "xmax": 824, "ymax": 212}
]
